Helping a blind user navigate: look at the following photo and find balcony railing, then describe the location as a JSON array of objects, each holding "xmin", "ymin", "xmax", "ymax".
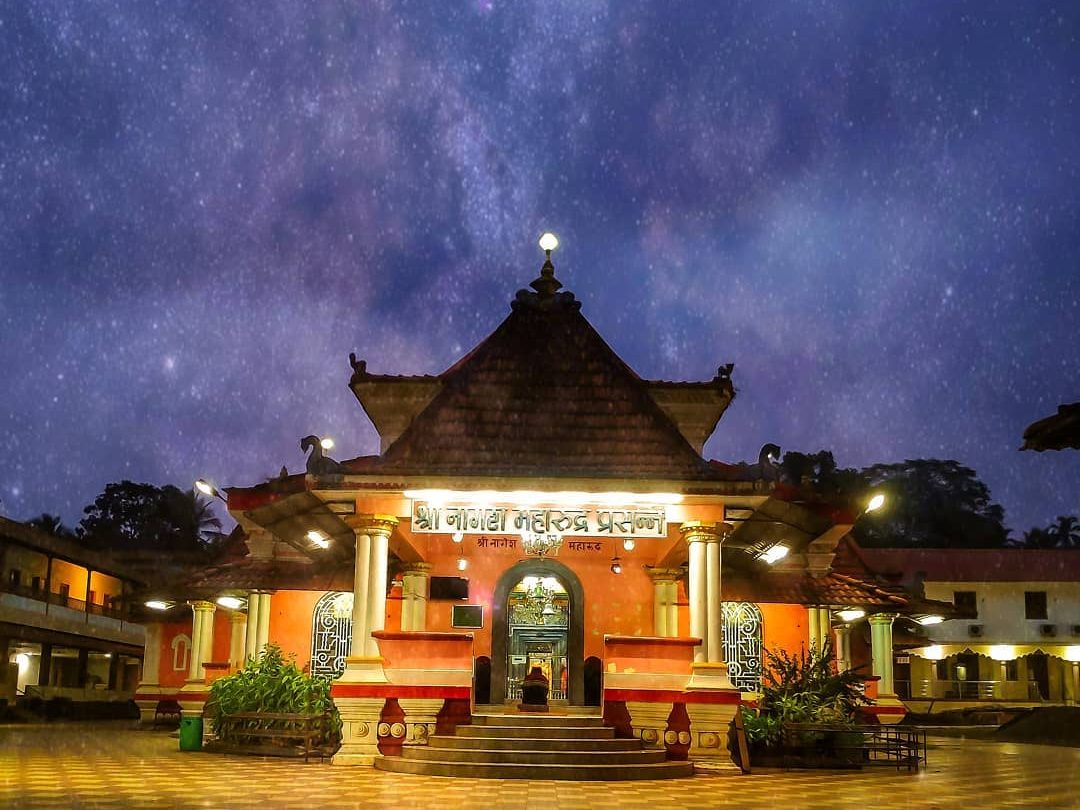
[
  {"xmin": 897, "ymin": 679, "xmax": 1045, "ymax": 701},
  {"xmin": 0, "ymin": 580, "xmax": 129, "ymax": 619}
]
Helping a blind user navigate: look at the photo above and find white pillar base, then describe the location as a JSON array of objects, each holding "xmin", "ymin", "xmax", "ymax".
[
  {"xmin": 134, "ymin": 683, "xmax": 161, "ymax": 723},
  {"xmin": 684, "ymin": 702, "xmax": 738, "ymax": 763},
  {"xmin": 397, "ymin": 698, "xmax": 445, "ymax": 746},
  {"xmin": 337, "ymin": 656, "xmax": 388, "ymax": 684},
  {"xmin": 624, "ymin": 701, "xmax": 671, "ymax": 749},
  {"xmin": 332, "ymin": 698, "xmax": 385, "ymax": 766}
]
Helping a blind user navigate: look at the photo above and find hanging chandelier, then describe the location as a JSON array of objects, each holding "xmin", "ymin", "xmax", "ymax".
[{"xmin": 520, "ymin": 532, "xmax": 563, "ymax": 557}]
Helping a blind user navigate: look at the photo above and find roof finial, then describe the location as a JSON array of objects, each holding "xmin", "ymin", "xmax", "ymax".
[{"xmin": 531, "ymin": 232, "xmax": 563, "ymax": 298}]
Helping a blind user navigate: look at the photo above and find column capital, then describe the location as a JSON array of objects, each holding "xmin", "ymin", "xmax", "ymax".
[
  {"xmin": 230, "ymin": 610, "xmax": 248, "ymax": 625},
  {"xmin": 868, "ymin": 612, "xmax": 897, "ymax": 626},
  {"xmin": 644, "ymin": 566, "xmax": 682, "ymax": 583},
  {"xmin": 346, "ymin": 513, "xmax": 399, "ymax": 538},
  {"xmin": 188, "ymin": 600, "xmax": 217, "ymax": 613},
  {"xmin": 679, "ymin": 521, "xmax": 733, "ymax": 543},
  {"xmin": 401, "ymin": 562, "xmax": 433, "ymax": 576}
]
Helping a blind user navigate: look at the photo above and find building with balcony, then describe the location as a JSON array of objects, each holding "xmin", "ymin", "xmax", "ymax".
[
  {"xmin": 858, "ymin": 545, "xmax": 1080, "ymax": 710},
  {"xmin": 0, "ymin": 517, "xmax": 146, "ymax": 703}
]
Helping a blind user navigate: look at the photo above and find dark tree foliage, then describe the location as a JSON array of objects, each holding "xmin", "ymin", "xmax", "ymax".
[
  {"xmin": 1018, "ymin": 516, "xmax": 1080, "ymax": 549},
  {"xmin": 779, "ymin": 450, "xmax": 866, "ymax": 499},
  {"xmin": 854, "ymin": 459, "xmax": 1010, "ymax": 549},
  {"xmin": 27, "ymin": 513, "xmax": 76, "ymax": 539},
  {"xmin": 78, "ymin": 480, "xmax": 223, "ymax": 556}
]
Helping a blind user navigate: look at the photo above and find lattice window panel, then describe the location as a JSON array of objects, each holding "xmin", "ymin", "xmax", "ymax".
[
  {"xmin": 721, "ymin": 601, "xmax": 764, "ymax": 692},
  {"xmin": 310, "ymin": 591, "xmax": 353, "ymax": 678}
]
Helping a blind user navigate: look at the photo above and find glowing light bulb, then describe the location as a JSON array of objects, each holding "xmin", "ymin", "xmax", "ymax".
[
  {"xmin": 622, "ymin": 538, "xmax": 635, "ymax": 551},
  {"xmin": 866, "ymin": 493, "xmax": 885, "ymax": 513},
  {"xmin": 194, "ymin": 479, "xmax": 215, "ymax": 497},
  {"xmin": 452, "ymin": 531, "xmax": 464, "ymax": 544},
  {"xmin": 457, "ymin": 557, "xmax": 468, "ymax": 571},
  {"xmin": 320, "ymin": 437, "xmax": 335, "ymax": 450},
  {"xmin": 538, "ymin": 232, "xmax": 559, "ymax": 252}
]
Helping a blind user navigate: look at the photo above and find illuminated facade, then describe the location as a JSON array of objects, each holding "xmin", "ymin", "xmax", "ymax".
[{"xmin": 136, "ymin": 245, "xmax": 930, "ymax": 771}]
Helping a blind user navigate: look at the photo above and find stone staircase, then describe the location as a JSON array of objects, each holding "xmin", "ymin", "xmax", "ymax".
[{"xmin": 373, "ymin": 713, "xmax": 694, "ymax": 780}]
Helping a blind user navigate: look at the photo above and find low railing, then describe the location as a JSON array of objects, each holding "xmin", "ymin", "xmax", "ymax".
[
  {"xmin": 897, "ymin": 679, "xmax": 1045, "ymax": 700},
  {"xmin": 0, "ymin": 580, "xmax": 128, "ymax": 619}
]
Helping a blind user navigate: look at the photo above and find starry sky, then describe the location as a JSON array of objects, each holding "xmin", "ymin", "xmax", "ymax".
[{"xmin": 2, "ymin": 1, "xmax": 1078, "ymax": 536}]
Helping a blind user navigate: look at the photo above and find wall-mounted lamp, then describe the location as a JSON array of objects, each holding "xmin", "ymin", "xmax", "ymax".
[
  {"xmin": 622, "ymin": 538, "xmax": 635, "ymax": 552},
  {"xmin": 216, "ymin": 596, "xmax": 245, "ymax": 610},
  {"xmin": 837, "ymin": 608, "xmax": 866, "ymax": 622},
  {"xmin": 457, "ymin": 557, "xmax": 468, "ymax": 571},
  {"xmin": 610, "ymin": 555, "xmax": 622, "ymax": 574},
  {"xmin": 194, "ymin": 479, "xmax": 227, "ymax": 503},
  {"xmin": 306, "ymin": 529, "xmax": 330, "ymax": 548},
  {"xmin": 144, "ymin": 600, "xmax": 173, "ymax": 611}
]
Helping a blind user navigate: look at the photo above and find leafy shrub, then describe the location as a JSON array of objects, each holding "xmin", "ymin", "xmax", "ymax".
[
  {"xmin": 739, "ymin": 643, "xmax": 868, "ymax": 751},
  {"xmin": 204, "ymin": 644, "xmax": 341, "ymax": 747}
]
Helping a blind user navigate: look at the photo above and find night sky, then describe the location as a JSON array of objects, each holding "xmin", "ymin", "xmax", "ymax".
[{"xmin": 2, "ymin": 2, "xmax": 1078, "ymax": 535}]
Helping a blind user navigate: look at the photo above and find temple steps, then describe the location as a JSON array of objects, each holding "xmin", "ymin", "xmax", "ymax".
[{"xmin": 373, "ymin": 712, "xmax": 694, "ymax": 780}]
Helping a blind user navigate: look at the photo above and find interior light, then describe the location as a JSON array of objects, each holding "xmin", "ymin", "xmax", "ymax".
[
  {"xmin": 194, "ymin": 479, "xmax": 216, "ymax": 497},
  {"xmin": 866, "ymin": 493, "xmax": 886, "ymax": 513},
  {"xmin": 837, "ymin": 608, "xmax": 865, "ymax": 622},
  {"xmin": 917, "ymin": 614, "xmax": 944, "ymax": 626},
  {"xmin": 760, "ymin": 544, "xmax": 789, "ymax": 564},
  {"xmin": 538, "ymin": 232, "xmax": 559, "ymax": 252},
  {"xmin": 457, "ymin": 557, "xmax": 468, "ymax": 571},
  {"xmin": 144, "ymin": 600, "xmax": 170, "ymax": 611},
  {"xmin": 922, "ymin": 645, "xmax": 945, "ymax": 660},
  {"xmin": 216, "ymin": 596, "xmax": 245, "ymax": 610},
  {"xmin": 610, "ymin": 555, "xmax": 622, "ymax": 575},
  {"xmin": 452, "ymin": 531, "xmax": 464, "ymax": 544},
  {"xmin": 1063, "ymin": 646, "xmax": 1080, "ymax": 663},
  {"xmin": 622, "ymin": 538, "xmax": 635, "ymax": 552},
  {"xmin": 306, "ymin": 529, "xmax": 329, "ymax": 548},
  {"xmin": 989, "ymin": 645, "xmax": 1017, "ymax": 662},
  {"xmin": 320, "ymin": 437, "xmax": 335, "ymax": 450}
]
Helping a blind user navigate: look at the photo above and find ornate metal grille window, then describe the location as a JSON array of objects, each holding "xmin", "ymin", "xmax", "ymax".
[
  {"xmin": 721, "ymin": 601, "xmax": 763, "ymax": 692},
  {"xmin": 310, "ymin": 591, "xmax": 353, "ymax": 678}
]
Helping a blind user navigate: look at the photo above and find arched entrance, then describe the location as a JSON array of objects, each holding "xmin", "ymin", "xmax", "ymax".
[{"xmin": 491, "ymin": 559, "xmax": 585, "ymax": 705}]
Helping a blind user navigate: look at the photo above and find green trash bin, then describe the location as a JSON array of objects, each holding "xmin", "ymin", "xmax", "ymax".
[{"xmin": 179, "ymin": 715, "xmax": 203, "ymax": 751}]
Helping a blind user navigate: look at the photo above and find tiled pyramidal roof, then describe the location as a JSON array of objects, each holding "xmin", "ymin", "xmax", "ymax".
[{"xmin": 361, "ymin": 261, "xmax": 730, "ymax": 481}]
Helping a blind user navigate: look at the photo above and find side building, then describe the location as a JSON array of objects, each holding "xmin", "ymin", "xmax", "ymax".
[{"xmin": 0, "ymin": 517, "xmax": 146, "ymax": 705}]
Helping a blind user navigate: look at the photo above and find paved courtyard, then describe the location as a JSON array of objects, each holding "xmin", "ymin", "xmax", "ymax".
[{"xmin": 1, "ymin": 722, "xmax": 1077, "ymax": 809}]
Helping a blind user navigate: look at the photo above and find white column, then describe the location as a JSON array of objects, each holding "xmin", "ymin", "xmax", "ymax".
[
  {"xmin": 705, "ymin": 535, "xmax": 722, "ymax": 662},
  {"xmin": 187, "ymin": 601, "xmax": 216, "ymax": 682},
  {"xmin": 245, "ymin": 591, "xmax": 260, "ymax": 661},
  {"xmin": 834, "ymin": 624, "xmax": 852, "ymax": 673},
  {"xmin": 365, "ymin": 530, "xmax": 390, "ymax": 657},
  {"xmin": 808, "ymin": 607, "xmax": 830, "ymax": 652},
  {"xmin": 646, "ymin": 568, "xmax": 679, "ymax": 638},
  {"xmin": 256, "ymin": 592, "xmax": 272, "ymax": 652},
  {"xmin": 140, "ymin": 622, "xmax": 162, "ymax": 686},
  {"xmin": 401, "ymin": 563, "xmax": 432, "ymax": 632},
  {"xmin": 687, "ymin": 535, "xmax": 707, "ymax": 661},
  {"xmin": 351, "ymin": 532, "xmax": 371, "ymax": 656},
  {"xmin": 229, "ymin": 611, "xmax": 247, "ymax": 669},
  {"xmin": 869, "ymin": 613, "xmax": 896, "ymax": 695}
]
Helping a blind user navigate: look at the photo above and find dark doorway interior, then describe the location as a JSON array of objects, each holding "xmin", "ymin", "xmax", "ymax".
[
  {"xmin": 1028, "ymin": 652, "xmax": 1050, "ymax": 699},
  {"xmin": 474, "ymin": 655, "xmax": 491, "ymax": 705},
  {"xmin": 583, "ymin": 656, "xmax": 602, "ymax": 706}
]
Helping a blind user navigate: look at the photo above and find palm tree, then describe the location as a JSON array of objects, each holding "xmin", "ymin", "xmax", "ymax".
[
  {"xmin": 27, "ymin": 513, "xmax": 76, "ymax": 539},
  {"xmin": 1046, "ymin": 515, "xmax": 1080, "ymax": 549}
]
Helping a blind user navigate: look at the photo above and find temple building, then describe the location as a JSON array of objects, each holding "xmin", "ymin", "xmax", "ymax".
[{"xmin": 135, "ymin": 239, "xmax": 939, "ymax": 773}]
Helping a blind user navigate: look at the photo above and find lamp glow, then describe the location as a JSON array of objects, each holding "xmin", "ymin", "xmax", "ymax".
[
  {"xmin": 539, "ymin": 232, "xmax": 559, "ymax": 252},
  {"xmin": 610, "ymin": 555, "xmax": 622, "ymax": 574},
  {"xmin": 922, "ymin": 644, "xmax": 946, "ymax": 660},
  {"xmin": 216, "ymin": 595, "xmax": 245, "ymax": 610},
  {"xmin": 866, "ymin": 493, "xmax": 886, "ymax": 513},
  {"xmin": 452, "ymin": 531, "xmax": 464, "ymax": 544},
  {"xmin": 320, "ymin": 437, "xmax": 335, "ymax": 450},
  {"xmin": 457, "ymin": 557, "xmax": 468, "ymax": 571},
  {"xmin": 837, "ymin": 608, "xmax": 865, "ymax": 622},
  {"xmin": 917, "ymin": 614, "xmax": 944, "ymax": 626},
  {"xmin": 1063, "ymin": 646, "xmax": 1080, "ymax": 663},
  {"xmin": 989, "ymin": 645, "xmax": 1016, "ymax": 662},
  {"xmin": 194, "ymin": 479, "xmax": 216, "ymax": 497},
  {"xmin": 622, "ymin": 538, "xmax": 636, "ymax": 552},
  {"xmin": 306, "ymin": 530, "xmax": 329, "ymax": 548},
  {"xmin": 761, "ymin": 543, "xmax": 790, "ymax": 564},
  {"xmin": 144, "ymin": 600, "xmax": 170, "ymax": 611}
]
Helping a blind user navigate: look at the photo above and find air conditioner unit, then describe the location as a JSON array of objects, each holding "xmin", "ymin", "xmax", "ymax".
[
  {"xmin": 1040, "ymin": 624, "xmax": 1057, "ymax": 638},
  {"xmin": 968, "ymin": 624, "xmax": 984, "ymax": 638},
  {"xmin": 1070, "ymin": 624, "xmax": 1080, "ymax": 636}
]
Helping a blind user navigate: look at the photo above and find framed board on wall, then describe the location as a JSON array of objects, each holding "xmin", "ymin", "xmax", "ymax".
[{"xmin": 452, "ymin": 604, "xmax": 484, "ymax": 629}]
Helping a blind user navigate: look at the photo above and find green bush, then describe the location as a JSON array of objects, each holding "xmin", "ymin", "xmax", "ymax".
[
  {"xmin": 740, "ymin": 643, "xmax": 868, "ymax": 751},
  {"xmin": 204, "ymin": 644, "xmax": 341, "ymax": 747}
]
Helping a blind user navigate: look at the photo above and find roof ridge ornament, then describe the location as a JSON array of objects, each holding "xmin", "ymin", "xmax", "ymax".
[{"xmin": 513, "ymin": 231, "xmax": 580, "ymax": 312}]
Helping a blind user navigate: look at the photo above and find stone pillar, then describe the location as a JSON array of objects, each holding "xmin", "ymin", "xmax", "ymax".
[
  {"xmin": 646, "ymin": 568, "xmax": 680, "ymax": 638},
  {"xmin": 229, "ymin": 611, "xmax": 247, "ymax": 669},
  {"xmin": 365, "ymin": 522, "xmax": 393, "ymax": 657},
  {"xmin": 1069, "ymin": 662, "xmax": 1080, "ymax": 706},
  {"xmin": 808, "ymin": 607, "xmax": 831, "ymax": 653},
  {"xmin": 397, "ymin": 697, "xmax": 444, "ymax": 746},
  {"xmin": 869, "ymin": 613, "xmax": 896, "ymax": 695},
  {"xmin": 349, "ymin": 528, "xmax": 372, "ymax": 656},
  {"xmin": 625, "ymin": 701, "xmax": 672, "ymax": 751},
  {"xmin": 705, "ymin": 535, "xmax": 722, "ymax": 662},
  {"xmin": 187, "ymin": 601, "xmax": 216, "ymax": 683},
  {"xmin": 244, "ymin": 592, "xmax": 260, "ymax": 661},
  {"xmin": 682, "ymin": 525, "xmax": 710, "ymax": 662},
  {"xmin": 834, "ymin": 624, "xmax": 852, "ymax": 673},
  {"xmin": 38, "ymin": 643, "xmax": 52, "ymax": 688},
  {"xmin": 140, "ymin": 622, "xmax": 162, "ymax": 688},
  {"xmin": 256, "ymin": 592, "xmax": 272, "ymax": 652},
  {"xmin": 400, "ymin": 563, "xmax": 432, "ymax": 632}
]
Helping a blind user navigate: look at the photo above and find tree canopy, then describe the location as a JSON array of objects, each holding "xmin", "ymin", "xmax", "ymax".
[{"xmin": 78, "ymin": 480, "xmax": 223, "ymax": 556}]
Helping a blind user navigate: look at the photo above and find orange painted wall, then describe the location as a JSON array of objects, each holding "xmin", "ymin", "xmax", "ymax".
[
  {"xmin": 422, "ymin": 542, "xmax": 653, "ymax": 661},
  {"xmin": 760, "ymin": 603, "xmax": 810, "ymax": 656},
  {"xmin": 266, "ymin": 590, "xmax": 323, "ymax": 671},
  {"xmin": 159, "ymin": 619, "xmax": 192, "ymax": 688},
  {"xmin": 49, "ymin": 558, "xmax": 88, "ymax": 600},
  {"xmin": 210, "ymin": 610, "xmax": 232, "ymax": 664}
]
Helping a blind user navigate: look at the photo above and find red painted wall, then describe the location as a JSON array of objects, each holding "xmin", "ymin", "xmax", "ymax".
[{"xmin": 159, "ymin": 619, "xmax": 192, "ymax": 688}]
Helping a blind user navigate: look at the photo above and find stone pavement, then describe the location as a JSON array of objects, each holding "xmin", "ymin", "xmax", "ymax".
[{"xmin": 1, "ymin": 722, "xmax": 1078, "ymax": 809}]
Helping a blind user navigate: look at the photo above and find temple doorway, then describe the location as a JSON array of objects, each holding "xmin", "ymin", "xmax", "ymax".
[{"xmin": 490, "ymin": 559, "xmax": 585, "ymax": 705}]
